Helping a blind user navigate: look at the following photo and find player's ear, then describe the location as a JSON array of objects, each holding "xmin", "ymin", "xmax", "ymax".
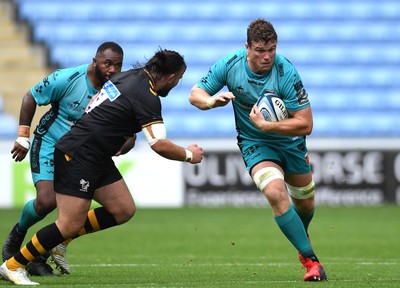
[{"xmin": 166, "ymin": 73, "xmax": 176, "ymax": 83}]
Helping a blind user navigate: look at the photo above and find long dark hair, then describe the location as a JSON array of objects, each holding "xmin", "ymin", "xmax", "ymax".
[{"xmin": 144, "ymin": 48, "xmax": 186, "ymax": 80}]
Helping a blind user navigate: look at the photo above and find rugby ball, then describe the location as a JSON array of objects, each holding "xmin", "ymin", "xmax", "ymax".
[{"xmin": 256, "ymin": 93, "xmax": 288, "ymax": 122}]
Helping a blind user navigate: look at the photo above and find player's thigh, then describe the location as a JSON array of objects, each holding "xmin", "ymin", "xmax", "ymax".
[
  {"xmin": 55, "ymin": 193, "xmax": 91, "ymax": 237},
  {"xmin": 94, "ymin": 178, "xmax": 135, "ymax": 223}
]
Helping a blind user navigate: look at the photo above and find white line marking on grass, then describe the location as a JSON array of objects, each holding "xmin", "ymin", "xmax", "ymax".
[
  {"xmin": 359, "ymin": 262, "xmax": 399, "ymax": 265},
  {"xmin": 72, "ymin": 262, "xmax": 295, "ymax": 267},
  {"xmin": 71, "ymin": 260, "xmax": 399, "ymax": 268}
]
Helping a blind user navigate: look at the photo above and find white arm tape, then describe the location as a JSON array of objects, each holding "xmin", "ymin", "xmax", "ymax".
[
  {"xmin": 16, "ymin": 137, "xmax": 30, "ymax": 150},
  {"xmin": 185, "ymin": 149, "xmax": 193, "ymax": 163},
  {"xmin": 142, "ymin": 123, "xmax": 167, "ymax": 146},
  {"xmin": 206, "ymin": 97, "xmax": 215, "ymax": 109}
]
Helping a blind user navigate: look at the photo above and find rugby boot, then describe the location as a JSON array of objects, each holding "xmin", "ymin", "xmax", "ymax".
[
  {"xmin": 0, "ymin": 261, "xmax": 39, "ymax": 285},
  {"xmin": 51, "ymin": 243, "xmax": 71, "ymax": 274},
  {"xmin": 2, "ymin": 223, "xmax": 26, "ymax": 261},
  {"xmin": 299, "ymin": 255, "xmax": 327, "ymax": 281},
  {"xmin": 26, "ymin": 257, "xmax": 59, "ymax": 277}
]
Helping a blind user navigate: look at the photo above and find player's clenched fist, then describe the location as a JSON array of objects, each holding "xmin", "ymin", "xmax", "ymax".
[{"xmin": 186, "ymin": 144, "xmax": 203, "ymax": 164}]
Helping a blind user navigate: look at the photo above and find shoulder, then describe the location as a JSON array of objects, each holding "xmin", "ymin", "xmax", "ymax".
[
  {"xmin": 112, "ymin": 69, "xmax": 149, "ymax": 91},
  {"xmin": 47, "ymin": 64, "xmax": 89, "ymax": 86},
  {"xmin": 273, "ymin": 54, "xmax": 299, "ymax": 78},
  {"xmin": 60, "ymin": 64, "xmax": 89, "ymax": 81},
  {"xmin": 220, "ymin": 48, "xmax": 246, "ymax": 68}
]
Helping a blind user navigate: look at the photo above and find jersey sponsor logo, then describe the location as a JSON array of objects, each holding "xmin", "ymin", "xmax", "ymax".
[
  {"xmin": 200, "ymin": 68, "xmax": 212, "ymax": 84},
  {"xmin": 234, "ymin": 86, "xmax": 251, "ymax": 98},
  {"xmin": 278, "ymin": 63, "xmax": 284, "ymax": 77},
  {"xmin": 294, "ymin": 81, "xmax": 309, "ymax": 105},
  {"xmin": 33, "ymin": 76, "xmax": 51, "ymax": 94},
  {"xmin": 44, "ymin": 157, "xmax": 54, "ymax": 167},
  {"xmin": 86, "ymin": 82, "xmax": 120, "ymax": 113},
  {"xmin": 296, "ymin": 89, "xmax": 309, "ymax": 105},
  {"xmin": 242, "ymin": 144, "xmax": 261, "ymax": 160},
  {"xmin": 35, "ymin": 109, "xmax": 56, "ymax": 135},
  {"xmin": 294, "ymin": 80, "xmax": 304, "ymax": 92},
  {"xmin": 30, "ymin": 137, "xmax": 41, "ymax": 173},
  {"xmin": 103, "ymin": 80, "xmax": 121, "ymax": 101},
  {"xmin": 68, "ymin": 100, "xmax": 85, "ymax": 110},
  {"xmin": 79, "ymin": 179, "xmax": 90, "ymax": 192},
  {"xmin": 232, "ymin": 86, "xmax": 254, "ymax": 109}
]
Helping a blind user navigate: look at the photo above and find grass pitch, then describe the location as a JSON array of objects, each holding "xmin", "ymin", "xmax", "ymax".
[{"xmin": 0, "ymin": 206, "xmax": 399, "ymax": 287}]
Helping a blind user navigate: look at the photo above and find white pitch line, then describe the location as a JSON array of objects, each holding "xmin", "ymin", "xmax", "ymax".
[
  {"xmin": 71, "ymin": 261, "xmax": 399, "ymax": 268},
  {"xmin": 72, "ymin": 263, "xmax": 293, "ymax": 267}
]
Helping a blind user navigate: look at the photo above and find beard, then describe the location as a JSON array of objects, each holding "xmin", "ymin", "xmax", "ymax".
[
  {"xmin": 157, "ymin": 86, "xmax": 172, "ymax": 97},
  {"xmin": 94, "ymin": 65, "xmax": 107, "ymax": 85}
]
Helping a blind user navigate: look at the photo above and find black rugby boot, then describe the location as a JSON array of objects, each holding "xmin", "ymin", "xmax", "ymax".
[{"xmin": 2, "ymin": 223, "xmax": 26, "ymax": 261}]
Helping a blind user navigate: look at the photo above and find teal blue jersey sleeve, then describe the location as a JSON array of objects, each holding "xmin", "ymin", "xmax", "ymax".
[
  {"xmin": 197, "ymin": 52, "xmax": 235, "ymax": 96},
  {"xmin": 31, "ymin": 64, "xmax": 91, "ymax": 106},
  {"xmin": 31, "ymin": 69, "xmax": 67, "ymax": 106}
]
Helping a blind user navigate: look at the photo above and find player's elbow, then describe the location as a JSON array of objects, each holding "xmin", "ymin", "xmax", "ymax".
[
  {"xmin": 189, "ymin": 85, "xmax": 209, "ymax": 110},
  {"xmin": 151, "ymin": 139, "xmax": 171, "ymax": 156},
  {"xmin": 304, "ymin": 123, "xmax": 313, "ymax": 135},
  {"xmin": 188, "ymin": 93, "xmax": 203, "ymax": 110}
]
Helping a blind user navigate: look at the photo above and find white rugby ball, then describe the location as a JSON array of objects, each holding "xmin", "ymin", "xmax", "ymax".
[{"xmin": 256, "ymin": 93, "xmax": 288, "ymax": 122}]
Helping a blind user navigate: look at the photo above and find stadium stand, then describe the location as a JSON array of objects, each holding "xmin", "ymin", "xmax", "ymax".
[
  {"xmin": 0, "ymin": 0, "xmax": 50, "ymax": 138},
  {"xmin": 6, "ymin": 0, "xmax": 400, "ymax": 138}
]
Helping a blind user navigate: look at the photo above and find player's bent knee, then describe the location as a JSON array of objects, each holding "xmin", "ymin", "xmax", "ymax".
[
  {"xmin": 114, "ymin": 206, "xmax": 136, "ymax": 224},
  {"xmin": 286, "ymin": 181, "xmax": 315, "ymax": 199},
  {"xmin": 252, "ymin": 167, "xmax": 284, "ymax": 191}
]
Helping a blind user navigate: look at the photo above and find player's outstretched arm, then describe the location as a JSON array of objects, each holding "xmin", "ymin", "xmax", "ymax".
[
  {"xmin": 189, "ymin": 85, "xmax": 235, "ymax": 110},
  {"xmin": 151, "ymin": 139, "xmax": 203, "ymax": 164},
  {"xmin": 142, "ymin": 122, "xmax": 203, "ymax": 163}
]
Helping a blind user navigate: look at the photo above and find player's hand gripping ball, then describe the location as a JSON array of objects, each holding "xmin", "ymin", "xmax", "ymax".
[{"xmin": 256, "ymin": 93, "xmax": 288, "ymax": 122}]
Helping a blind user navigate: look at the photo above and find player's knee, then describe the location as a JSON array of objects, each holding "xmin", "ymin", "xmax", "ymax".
[
  {"xmin": 34, "ymin": 197, "xmax": 57, "ymax": 216},
  {"xmin": 35, "ymin": 184, "xmax": 57, "ymax": 215},
  {"xmin": 114, "ymin": 203, "xmax": 136, "ymax": 224},
  {"xmin": 286, "ymin": 181, "xmax": 315, "ymax": 200}
]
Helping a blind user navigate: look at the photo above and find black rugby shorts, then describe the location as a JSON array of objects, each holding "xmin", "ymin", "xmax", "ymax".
[{"xmin": 53, "ymin": 148, "xmax": 122, "ymax": 199}]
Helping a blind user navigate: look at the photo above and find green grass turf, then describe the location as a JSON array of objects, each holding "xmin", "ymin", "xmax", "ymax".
[{"xmin": 0, "ymin": 205, "xmax": 399, "ymax": 287}]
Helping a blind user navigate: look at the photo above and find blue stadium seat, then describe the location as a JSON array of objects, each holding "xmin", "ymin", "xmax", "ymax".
[{"xmin": 13, "ymin": 0, "xmax": 400, "ymax": 138}]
